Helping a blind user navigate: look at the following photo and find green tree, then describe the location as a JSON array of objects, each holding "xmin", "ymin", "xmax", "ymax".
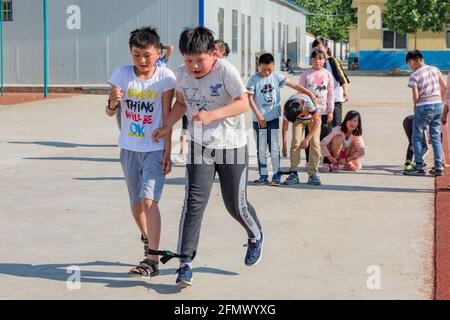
[
  {"xmin": 382, "ymin": 0, "xmax": 450, "ymax": 49},
  {"xmin": 295, "ymin": 0, "xmax": 357, "ymax": 42}
]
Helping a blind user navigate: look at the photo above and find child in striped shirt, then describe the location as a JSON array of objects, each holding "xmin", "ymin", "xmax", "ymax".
[{"xmin": 404, "ymin": 50, "xmax": 447, "ymax": 176}]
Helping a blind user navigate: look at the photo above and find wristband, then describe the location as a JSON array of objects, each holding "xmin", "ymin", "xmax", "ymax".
[{"xmin": 107, "ymin": 99, "xmax": 119, "ymax": 111}]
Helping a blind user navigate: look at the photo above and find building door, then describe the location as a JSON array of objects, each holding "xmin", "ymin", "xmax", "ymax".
[
  {"xmin": 241, "ymin": 14, "xmax": 246, "ymax": 77},
  {"xmin": 247, "ymin": 16, "xmax": 252, "ymax": 76}
]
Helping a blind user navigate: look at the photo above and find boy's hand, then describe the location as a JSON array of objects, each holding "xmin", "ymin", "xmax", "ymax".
[
  {"xmin": 110, "ymin": 86, "xmax": 123, "ymax": 103},
  {"xmin": 338, "ymin": 158, "xmax": 347, "ymax": 166},
  {"xmin": 344, "ymin": 91, "xmax": 350, "ymax": 102},
  {"xmin": 300, "ymin": 138, "xmax": 310, "ymax": 149},
  {"xmin": 282, "ymin": 143, "xmax": 288, "ymax": 158},
  {"xmin": 152, "ymin": 126, "xmax": 170, "ymax": 143},
  {"xmin": 327, "ymin": 112, "xmax": 334, "ymax": 124},
  {"xmin": 329, "ymin": 156, "xmax": 338, "ymax": 164},
  {"xmin": 312, "ymin": 97, "xmax": 319, "ymax": 106},
  {"xmin": 162, "ymin": 151, "xmax": 172, "ymax": 175},
  {"xmin": 257, "ymin": 114, "xmax": 267, "ymax": 128},
  {"xmin": 192, "ymin": 110, "xmax": 215, "ymax": 126}
]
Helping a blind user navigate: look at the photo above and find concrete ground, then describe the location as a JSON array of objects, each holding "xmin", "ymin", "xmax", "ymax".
[{"xmin": 0, "ymin": 76, "xmax": 435, "ymax": 300}]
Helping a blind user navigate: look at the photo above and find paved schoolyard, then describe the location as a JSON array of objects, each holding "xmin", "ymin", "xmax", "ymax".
[{"xmin": 0, "ymin": 76, "xmax": 435, "ymax": 299}]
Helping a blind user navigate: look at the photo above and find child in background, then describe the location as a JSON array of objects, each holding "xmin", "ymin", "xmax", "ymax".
[
  {"xmin": 320, "ymin": 110, "xmax": 365, "ymax": 172},
  {"xmin": 282, "ymin": 93, "xmax": 322, "ymax": 185},
  {"xmin": 106, "ymin": 27, "xmax": 176, "ymax": 278},
  {"xmin": 404, "ymin": 50, "xmax": 447, "ymax": 176},
  {"xmin": 402, "ymin": 115, "xmax": 429, "ymax": 172},
  {"xmin": 214, "ymin": 39, "xmax": 230, "ymax": 59},
  {"xmin": 284, "ymin": 49, "xmax": 334, "ymax": 185},
  {"xmin": 301, "ymin": 49, "xmax": 335, "ymax": 171},
  {"xmin": 247, "ymin": 53, "xmax": 317, "ymax": 186},
  {"xmin": 156, "ymin": 43, "xmax": 174, "ymax": 68}
]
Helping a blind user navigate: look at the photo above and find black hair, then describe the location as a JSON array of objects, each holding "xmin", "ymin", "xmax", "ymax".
[
  {"xmin": 259, "ymin": 53, "xmax": 275, "ymax": 65},
  {"xmin": 406, "ymin": 50, "xmax": 424, "ymax": 63},
  {"xmin": 215, "ymin": 39, "xmax": 230, "ymax": 57},
  {"xmin": 179, "ymin": 27, "xmax": 215, "ymax": 55},
  {"xmin": 311, "ymin": 49, "xmax": 326, "ymax": 60},
  {"xmin": 341, "ymin": 110, "xmax": 363, "ymax": 136},
  {"xmin": 284, "ymin": 99, "xmax": 303, "ymax": 123},
  {"xmin": 312, "ymin": 37, "xmax": 327, "ymax": 49},
  {"xmin": 129, "ymin": 27, "xmax": 160, "ymax": 50}
]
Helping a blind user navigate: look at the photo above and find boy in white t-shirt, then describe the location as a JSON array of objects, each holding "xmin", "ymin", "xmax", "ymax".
[
  {"xmin": 153, "ymin": 27, "xmax": 263, "ymax": 289},
  {"xmin": 106, "ymin": 26, "xmax": 176, "ymax": 278}
]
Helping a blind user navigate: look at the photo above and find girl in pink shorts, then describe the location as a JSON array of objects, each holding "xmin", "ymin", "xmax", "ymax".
[{"xmin": 320, "ymin": 110, "xmax": 366, "ymax": 172}]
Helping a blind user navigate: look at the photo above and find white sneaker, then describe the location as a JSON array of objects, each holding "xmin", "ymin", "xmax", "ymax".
[{"xmin": 175, "ymin": 154, "xmax": 187, "ymax": 165}]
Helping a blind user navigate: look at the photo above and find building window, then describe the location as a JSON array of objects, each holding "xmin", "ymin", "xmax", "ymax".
[
  {"xmin": 382, "ymin": 25, "xmax": 407, "ymax": 50},
  {"xmin": 272, "ymin": 22, "xmax": 275, "ymax": 54},
  {"xmin": 1, "ymin": 0, "xmax": 13, "ymax": 21},
  {"xmin": 260, "ymin": 17, "xmax": 265, "ymax": 51},
  {"xmin": 278, "ymin": 22, "xmax": 282, "ymax": 53},
  {"xmin": 446, "ymin": 25, "xmax": 450, "ymax": 49},
  {"xmin": 218, "ymin": 8, "xmax": 225, "ymax": 40},
  {"xmin": 232, "ymin": 10, "xmax": 238, "ymax": 53}
]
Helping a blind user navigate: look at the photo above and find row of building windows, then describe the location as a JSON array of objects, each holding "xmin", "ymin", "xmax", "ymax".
[
  {"xmin": 219, "ymin": 8, "xmax": 289, "ymax": 54},
  {"xmin": 218, "ymin": 8, "xmax": 289, "ymax": 53},
  {"xmin": 1, "ymin": 0, "xmax": 13, "ymax": 21},
  {"xmin": 382, "ymin": 28, "xmax": 450, "ymax": 50}
]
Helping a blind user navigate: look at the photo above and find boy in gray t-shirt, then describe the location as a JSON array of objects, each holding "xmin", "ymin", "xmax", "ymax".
[{"xmin": 153, "ymin": 27, "xmax": 263, "ymax": 289}]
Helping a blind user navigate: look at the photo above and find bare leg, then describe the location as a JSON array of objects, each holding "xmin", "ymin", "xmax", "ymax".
[
  {"xmin": 131, "ymin": 204, "xmax": 147, "ymax": 239},
  {"xmin": 179, "ymin": 134, "xmax": 188, "ymax": 155},
  {"xmin": 329, "ymin": 136, "xmax": 344, "ymax": 160},
  {"xmin": 141, "ymin": 199, "xmax": 161, "ymax": 262}
]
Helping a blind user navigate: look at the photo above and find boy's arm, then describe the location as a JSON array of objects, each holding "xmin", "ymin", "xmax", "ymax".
[
  {"xmin": 300, "ymin": 117, "xmax": 320, "ymax": 149},
  {"xmin": 411, "ymin": 87, "xmax": 419, "ymax": 111},
  {"xmin": 248, "ymin": 94, "xmax": 266, "ymax": 128},
  {"xmin": 152, "ymin": 90, "xmax": 187, "ymax": 143},
  {"xmin": 192, "ymin": 93, "xmax": 249, "ymax": 126},
  {"xmin": 439, "ymin": 73, "xmax": 447, "ymax": 105},
  {"xmin": 442, "ymin": 103, "xmax": 449, "ymax": 125},
  {"xmin": 162, "ymin": 89, "xmax": 175, "ymax": 174},
  {"xmin": 162, "ymin": 45, "xmax": 174, "ymax": 61},
  {"xmin": 285, "ymin": 81, "xmax": 318, "ymax": 105},
  {"xmin": 105, "ymin": 86, "xmax": 122, "ymax": 117}
]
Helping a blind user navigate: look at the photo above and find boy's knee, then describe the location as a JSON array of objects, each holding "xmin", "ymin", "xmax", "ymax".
[{"xmin": 142, "ymin": 199, "xmax": 157, "ymax": 211}]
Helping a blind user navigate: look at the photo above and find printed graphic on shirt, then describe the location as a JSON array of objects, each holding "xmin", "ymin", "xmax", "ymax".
[
  {"xmin": 124, "ymin": 88, "xmax": 159, "ymax": 138},
  {"xmin": 261, "ymin": 83, "xmax": 274, "ymax": 104}
]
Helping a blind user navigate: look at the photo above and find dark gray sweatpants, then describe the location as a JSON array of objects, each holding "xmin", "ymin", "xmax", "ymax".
[{"xmin": 177, "ymin": 142, "xmax": 262, "ymax": 263}]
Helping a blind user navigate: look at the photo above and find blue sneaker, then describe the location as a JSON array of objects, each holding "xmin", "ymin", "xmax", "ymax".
[
  {"xmin": 283, "ymin": 172, "xmax": 299, "ymax": 185},
  {"xmin": 271, "ymin": 173, "xmax": 281, "ymax": 186},
  {"xmin": 253, "ymin": 175, "xmax": 269, "ymax": 185},
  {"xmin": 307, "ymin": 174, "xmax": 322, "ymax": 186},
  {"xmin": 244, "ymin": 232, "xmax": 264, "ymax": 266},
  {"xmin": 175, "ymin": 264, "xmax": 193, "ymax": 289}
]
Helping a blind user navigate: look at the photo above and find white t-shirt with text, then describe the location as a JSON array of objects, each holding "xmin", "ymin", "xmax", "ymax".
[
  {"xmin": 176, "ymin": 59, "xmax": 247, "ymax": 149},
  {"xmin": 108, "ymin": 65, "xmax": 176, "ymax": 152}
]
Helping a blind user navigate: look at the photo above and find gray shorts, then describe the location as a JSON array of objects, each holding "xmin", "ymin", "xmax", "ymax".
[{"xmin": 120, "ymin": 149, "xmax": 165, "ymax": 205}]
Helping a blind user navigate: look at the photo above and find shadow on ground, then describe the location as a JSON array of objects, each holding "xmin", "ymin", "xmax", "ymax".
[
  {"xmin": 0, "ymin": 261, "xmax": 238, "ymax": 295},
  {"xmin": 9, "ymin": 141, "xmax": 117, "ymax": 148}
]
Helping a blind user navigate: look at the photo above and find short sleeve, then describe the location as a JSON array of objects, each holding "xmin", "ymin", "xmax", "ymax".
[
  {"xmin": 246, "ymin": 76, "xmax": 256, "ymax": 95},
  {"xmin": 299, "ymin": 71, "xmax": 307, "ymax": 88},
  {"xmin": 408, "ymin": 74, "xmax": 417, "ymax": 88},
  {"xmin": 277, "ymin": 73, "xmax": 288, "ymax": 88},
  {"xmin": 223, "ymin": 63, "xmax": 247, "ymax": 99},
  {"xmin": 175, "ymin": 66, "xmax": 185, "ymax": 94},
  {"xmin": 107, "ymin": 66, "xmax": 125, "ymax": 90},
  {"xmin": 162, "ymin": 68, "xmax": 176, "ymax": 92}
]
